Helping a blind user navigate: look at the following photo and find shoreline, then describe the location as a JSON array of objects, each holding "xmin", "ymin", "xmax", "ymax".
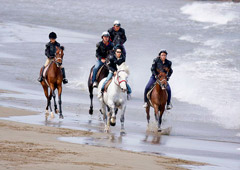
[{"xmin": 0, "ymin": 105, "xmax": 205, "ymax": 170}]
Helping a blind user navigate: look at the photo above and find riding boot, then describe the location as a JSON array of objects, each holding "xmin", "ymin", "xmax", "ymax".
[
  {"xmin": 61, "ymin": 68, "xmax": 68, "ymax": 84},
  {"xmin": 38, "ymin": 66, "xmax": 45, "ymax": 82}
]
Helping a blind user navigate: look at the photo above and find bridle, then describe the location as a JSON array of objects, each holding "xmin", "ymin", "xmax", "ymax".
[
  {"xmin": 54, "ymin": 50, "xmax": 63, "ymax": 67},
  {"xmin": 115, "ymin": 70, "xmax": 128, "ymax": 88},
  {"xmin": 156, "ymin": 74, "xmax": 167, "ymax": 89}
]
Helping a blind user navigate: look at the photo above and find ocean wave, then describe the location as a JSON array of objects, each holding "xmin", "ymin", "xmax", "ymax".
[
  {"xmin": 171, "ymin": 48, "xmax": 240, "ymax": 129},
  {"xmin": 181, "ymin": 2, "xmax": 238, "ymax": 25}
]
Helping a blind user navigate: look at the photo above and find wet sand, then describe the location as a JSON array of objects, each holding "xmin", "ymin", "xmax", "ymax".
[{"xmin": 0, "ymin": 105, "xmax": 203, "ymax": 170}]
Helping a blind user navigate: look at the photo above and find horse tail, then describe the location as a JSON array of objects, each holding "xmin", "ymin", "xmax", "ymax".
[{"xmin": 60, "ymin": 46, "xmax": 65, "ymax": 50}]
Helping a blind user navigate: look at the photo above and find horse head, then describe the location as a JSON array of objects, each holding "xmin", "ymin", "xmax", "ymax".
[
  {"xmin": 116, "ymin": 62, "xmax": 129, "ymax": 92},
  {"xmin": 156, "ymin": 70, "xmax": 168, "ymax": 90},
  {"xmin": 55, "ymin": 46, "xmax": 64, "ymax": 67}
]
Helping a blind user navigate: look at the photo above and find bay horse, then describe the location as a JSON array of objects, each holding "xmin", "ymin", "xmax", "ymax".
[
  {"xmin": 97, "ymin": 63, "xmax": 129, "ymax": 134},
  {"xmin": 145, "ymin": 68, "xmax": 169, "ymax": 132},
  {"xmin": 88, "ymin": 62, "xmax": 109, "ymax": 115},
  {"xmin": 40, "ymin": 46, "xmax": 64, "ymax": 119}
]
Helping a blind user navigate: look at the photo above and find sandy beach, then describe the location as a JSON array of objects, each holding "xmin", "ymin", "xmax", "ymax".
[
  {"xmin": 0, "ymin": 106, "xmax": 203, "ymax": 170},
  {"xmin": 0, "ymin": 1, "xmax": 239, "ymax": 169}
]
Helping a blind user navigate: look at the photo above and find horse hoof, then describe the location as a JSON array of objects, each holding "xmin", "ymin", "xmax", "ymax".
[
  {"xmin": 55, "ymin": 109, "xmax": 59, "ymax": 114},
  {"xmin": 158, "ymin": 128, "xmax": 162, "ymax": 132},
  {"xmin": 45, "ymin": 111, "xmax": 49, "ymax": 117},
  {"xmin": 104, "ymin": 129, "xmax": 110, "ymax": 133},
  {"xmin": 59, "ymin": 114, "xmax": 64, "ymax": 119},
  {"xmin": 89, "ymin": 109, "xmax": 93, "ymax": 115},
  {"xmin": 50, "ymin": 112, "xmax": 54, "ymax": 119},
  {"xmin": 110, "ymin": 117, "xmax": 116, "ymax": 126},
  {"xmin": 120, "ymin": 129, "xmax": 126, "ymax": 135},
  {"xmin": 110, "ymin": 121, "xmax": 116, "ymax": 126}
]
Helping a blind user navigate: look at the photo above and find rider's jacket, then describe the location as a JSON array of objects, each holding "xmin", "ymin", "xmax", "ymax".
[
  {"xmin": 151, "ymin": 57, "xmax": 173, "ymax": 79},
  {"xmin": 108, "ymin": 54, "xmax": 126, "ymax": 73},
  {"xmin": 45, "ymin": 41, "xmax": 60, "ymax": 59},
  {"xmin": 108, "ymin": 27, "xmax": 127, "ymax": 46},
  {"xmin": 96, "ymin": 41, "xmax": 114, "ymax": 60}
]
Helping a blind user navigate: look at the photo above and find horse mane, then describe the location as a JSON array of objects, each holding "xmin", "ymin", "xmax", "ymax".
[{"xmin": 117, "ymin": 62, "xmax": 130, "ymax": 75}]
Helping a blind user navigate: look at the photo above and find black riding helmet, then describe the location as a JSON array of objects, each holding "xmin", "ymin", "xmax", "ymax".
[
  {"xmin": 114, "ymin": 44, "xmax": 123, "ymax": 52},
  {"xmin": 159, "ymin": 49, "xmax": 168, "ymax": 56},
  {"xmin": 49, "ymin": 32, "xmax": 57, "ymax": 39}
]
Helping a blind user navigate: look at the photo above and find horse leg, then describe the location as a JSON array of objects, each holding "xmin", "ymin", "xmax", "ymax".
[
  {"xmin": 89, "ymin": 86, "xmax": 94, "ymax": 115},
  {"xmin": 105, "ymin": 111, "xmax": 111, "ymax": 133},
  {"xmin": 99, "ymin": 100, "xmax": 106, "ymax": 122},
  {"xmin": 153, "ymin": 104, "xmax": 160, "ymax": 131},
  {"xmin": 43, "ymin": 85, "xmax": 49, "ymax": 118},
  {"xmin": 109, "ymin": 104, "xmax": 116, "ymax": 127},
  {"xmin": 158, "ymin": 105, "xmax": 165, "ymax": 132},
  {"xmin": 49, "ymin": 86, "xmax": 54, "ymax": 119},
  {"xmin": 57, "ymin": 85, "xmax": 64, "ymax": 119},
  {"xmin": 146, "ymin": 105, "xmax": 150, "ymax": 125},
  {"xmin": 53, "ymin": 90, "xmax": 58, "ymax": 114},
  {"xmin": 120, "ymin": 105, "xmax": 126, "ymax": 135}
]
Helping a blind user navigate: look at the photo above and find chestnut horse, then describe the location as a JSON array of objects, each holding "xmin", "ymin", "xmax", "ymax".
[
  {"xmin": 145, "ymin": 69, "xmax": 169, "ymax": 132},
  {"xmin": 88, "ymin": 64, "xmax": 109, "ymax": 115},
  {"xmin": 40, "ymin": 46, "xmax": 64, "ymax": 119}
]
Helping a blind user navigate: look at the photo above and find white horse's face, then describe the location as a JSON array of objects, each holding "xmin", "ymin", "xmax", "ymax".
[{"xmin": 117, "ymin": 71, "xmax": 128, "ymax": 92}]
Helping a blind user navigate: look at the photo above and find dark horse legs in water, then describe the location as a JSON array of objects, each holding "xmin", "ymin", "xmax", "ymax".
[
  {"xmin": 88, "ymin": 65, "xmax": 109, "ymax": 115},
  {"xmin": 57, "ymin": 85, "xmax": 63, "ymax": 119}
]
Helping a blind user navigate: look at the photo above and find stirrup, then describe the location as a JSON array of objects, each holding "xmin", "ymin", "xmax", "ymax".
[
  {"xmin": 38, "ymin": 77, "xmax": 43, "ymax": 82},
  {"xmin": 63, "ymin": 78, "xmax": 68, "ymax": 84},
  {"xmin": 166, "ymin": 103, "xmax": 172, "ymax": 110},
  {"xmin": 93, "ymin": 82, "xmax": 98, "ymax": 88},
  {"xmin": 143, "ymin": 102, "xmax": 148, "ymax": 108},
  {"xmin": 127, "ymin": 94, "xmax": 131, "ymax": 100}
]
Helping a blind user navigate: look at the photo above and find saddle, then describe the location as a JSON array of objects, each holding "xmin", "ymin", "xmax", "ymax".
[
  {"xmin": 104, "ymin": 78, "xmax": 113, "ymax": 92},
  {"xmin": 90, "ymin": 65, "xmax": 105, "ymax": 83}
]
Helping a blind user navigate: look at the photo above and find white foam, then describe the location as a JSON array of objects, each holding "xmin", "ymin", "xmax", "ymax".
[
  {"xmin": 171, "ymin": 48, "xmax": 240, "ymax": 129},
  {"xmin": 181, "ymin": 2, "xmax": 238, "ymax": 25},
  {"xmin": 0, "ymin": 22, "xmax": 97, "ymax": 44},
  {"xmin": 179, "ymin": 35, "xmax": 223, "ymax": 48}
]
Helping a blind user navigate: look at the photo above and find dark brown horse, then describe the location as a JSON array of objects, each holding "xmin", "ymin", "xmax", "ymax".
[
  {"xmin": 40, "ymin": 46, "xmax": 65, "ymax": 119},
  {"xmin": 145, "ymin": 69, "xmax": 168, "ymax": 132},
  {"xmin": 88, "ymin": 64, "xmax": 109, "ymax": 115}
]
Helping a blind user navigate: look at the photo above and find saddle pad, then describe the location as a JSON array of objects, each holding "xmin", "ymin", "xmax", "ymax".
[
  {"xmin": 104, "ymin": 78, "xmax": 113, "ymax": 92},
  {"xmin": 43, "ymin": 61, "xmax": 53, "ymax": 78},
  {"xmin": 146, "ymin": 83, "xmax": 156, "ymax": 107}
]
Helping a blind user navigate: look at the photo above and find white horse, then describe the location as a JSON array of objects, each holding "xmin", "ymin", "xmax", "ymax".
[{"xmin": 97, "ymin": 62, "xmax": 129, "ymax": 133}]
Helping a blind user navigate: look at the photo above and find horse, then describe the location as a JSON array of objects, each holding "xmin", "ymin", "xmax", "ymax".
[
  {"xmin": 88, "ymin": 63, "xmax": 109, "ymax": 115},
  {"xmin": 145, "ymin": 69, "xmax": 169, "ymax": 132},
  {"xmin": 97, "ymin": 62, "xmax": 129, "ymax": 134},
  {"xmin": 40, "ymin": 46, "xmax": 65, "ymax": 119}
]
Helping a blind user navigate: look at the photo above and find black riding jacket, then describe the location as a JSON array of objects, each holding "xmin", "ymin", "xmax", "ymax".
[
  {"xmin": 45, "ymin": 41, "xmax": 60, "ymax": 59},
  {"xmin": 151, "ymin": 57, "xmax": 173, "ymax": 79},
  {"xmin": 96, "ymin": 41, "xmax": 114, "ymax": 60},
  {"xmin": 108, "ymin": 54, "xmax": 126, "ymax": 73},
  {"xmin": 108, "ymin": 27, "xmax": 127, "ymax": 46}
]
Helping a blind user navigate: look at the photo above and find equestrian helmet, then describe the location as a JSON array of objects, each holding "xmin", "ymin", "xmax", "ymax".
[
  {"xmin": 113, "ymin": 20, "xmax": 121, "ymax": 26},
  {"xmin": 159, "ymin": 49, "xmax": 168, "ymax": 56},
  {"xmin": 101, "ymin": 31, "xmax": 110, "ymax": 38},
  {"xmin": 49, "ymin": 32, "xmax": 57, "ymax": 39}
]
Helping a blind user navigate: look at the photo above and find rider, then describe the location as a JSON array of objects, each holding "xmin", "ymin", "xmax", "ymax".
[
  {"xmin": 92, "ymin": 31, "xmax": 114, "ymax": 88},
  {"xmin": 100, "ymin": 46, "xmax": 132, "ymax": 99},
  {"xmin": 38, "ymin": 32, "xmax": 68, "ymax": 84},
  {"xmin": 143, "ymin": 50, "xmax": 173, "ymax": 109},
  {"xmin": 108, "ymin": 20, "xmax": 127, "ymax": 56}
]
